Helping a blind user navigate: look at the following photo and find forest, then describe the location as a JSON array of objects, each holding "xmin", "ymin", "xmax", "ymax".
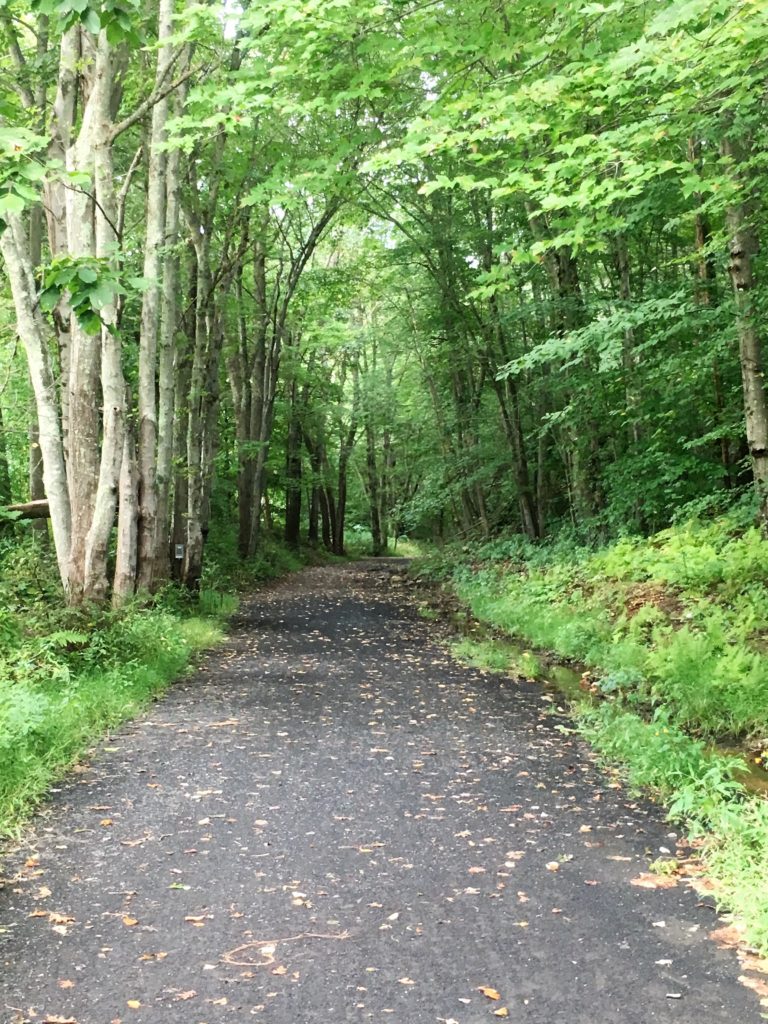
[{"xmin": 2, "ymin": 0, "xmax": 768, "ymax": 961}]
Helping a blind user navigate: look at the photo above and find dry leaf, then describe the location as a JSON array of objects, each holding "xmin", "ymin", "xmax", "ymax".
[
  {"xmin": 739, "ymin": 975, "xmax": 768, "ymax": 999},
  {"xmin": 122, "ymin": 917, "xmax": 138, "ymax": 927},
  {"xmin": 272, "ymin": 966, "xmax": 288, "ymax": 976},
  {"xmin": 630, "ymin": 873, "xmax": 677, "ymax": 890},
  {"xmin": 175, "ymin": 991, "xmax": 197, "ymax": 1001},
  {"xmin": 398, "ymin": 977, "xmax": 415, "ymax": 985},
  {"xmin": 494, "ymin": 1009, "xmax": 510, "ymax": 1018},
  {"xmin": 126, "ymin": 1000, "xmax": 141, "ymax": 1009},
  {"xmin": 545, "ymin": 861, "xmax": 560, "ymax": 872},
  {"xmin": 58, "ymin": 980, "xmax": 75, "ymax": 989},
  {"xmin": 478, "ymin": 986, "xmax": 501, "ymax": 1000},
  {"xmin": 709, "ymin": 925, "xmax": 743, "ymax": 949},
  {"xmin": 49, "ymin": 912, "xmax": 74, "ymax": 925}
]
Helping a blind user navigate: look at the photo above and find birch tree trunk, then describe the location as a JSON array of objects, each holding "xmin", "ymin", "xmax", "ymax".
[
  {"xmin": 136, "ymin": 0, "xmax": 175, "ymax": 592},
  {"xmin": 722, "ymin": 136, "xmax": 768, "ymax": 519},
  {"xmin": 0, "ymin": 213, "xmax": 71, "ymax": 588}
]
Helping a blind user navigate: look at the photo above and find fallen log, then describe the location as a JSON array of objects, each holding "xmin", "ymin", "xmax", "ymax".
[{"xmin": 3, "ymin": 499, "xmax": 51, "ymax": 520}]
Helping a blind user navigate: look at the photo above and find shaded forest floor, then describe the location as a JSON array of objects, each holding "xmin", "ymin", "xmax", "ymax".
[{"xmin": 0, "ymin": 560, "xmax": 763, "ymax": 1023}]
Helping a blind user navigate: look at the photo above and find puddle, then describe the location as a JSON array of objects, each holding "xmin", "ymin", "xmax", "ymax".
[{"xmin": 715, "ymin": 745, "xmax": 768, "ymax": 797}]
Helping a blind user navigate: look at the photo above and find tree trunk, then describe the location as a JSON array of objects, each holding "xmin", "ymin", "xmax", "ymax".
[
  {"xmin": 113, "ymin": 418, "xmax": 138, "ymax": 605},
  {"xmin": 722, "ymin": 135, "xmax": 768, "ymax": 518},
  {"xmin": 136, "ymin": 0, "xmax": 174, "ymax": 592},
  {"xmin": 284, "ymin": 377, "xmax": 302, "ymax": 548},
  {"xmin": 0, "ymin": 403, "xmax": 11, "ymax": 507},
  {"xmin": 0, "ymin": 212, "xmax": 71, "ymax": 588}
]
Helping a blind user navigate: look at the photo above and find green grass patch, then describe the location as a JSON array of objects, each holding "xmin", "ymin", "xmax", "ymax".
[{"xmin": 0, "ymin": 533, "xmax": 309, "ymax": 838}]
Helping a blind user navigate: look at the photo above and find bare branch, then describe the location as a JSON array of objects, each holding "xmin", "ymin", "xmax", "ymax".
[
  {"xmin": 116, "ymin": 145, "xmax": 144, "ymax": 241},
  {"xmin": 109, "ymin": 58, "xmax": 203, "ymax": 142}
]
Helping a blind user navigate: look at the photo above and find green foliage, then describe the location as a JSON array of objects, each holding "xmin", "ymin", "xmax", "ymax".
[
  {"xmin": 32, "ymin": 0, "xmax": 141, "ymax": 43},
  {"xmin": 38, "ymin": 255, "xmax": 129, "ymax": 335},
  {"xmin": 0, "ymin": 126, "xmax": 47, "ymax": 229},
  {"xmin": 428, "ymin": 511, "xmax": 768, "ymax": 741}
]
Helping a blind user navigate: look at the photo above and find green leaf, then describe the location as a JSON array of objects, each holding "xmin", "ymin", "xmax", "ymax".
[
  {"xmin": 0, "ymin": 192, "xmax": 25, "ymax": 215},
  {"xmin": 82, "ymin": 8, "xmax": 102, "ymax": 34}
]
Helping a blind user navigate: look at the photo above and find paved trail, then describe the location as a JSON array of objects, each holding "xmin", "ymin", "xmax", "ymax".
[{"xmin": 0, "ymin": 561, "xmax": 761, "ymax": 1024}]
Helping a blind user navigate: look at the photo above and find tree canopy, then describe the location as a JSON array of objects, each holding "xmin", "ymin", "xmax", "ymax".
[{"xmin": 2, "ymin": 0, "xmax": 768, "ymax": 603}]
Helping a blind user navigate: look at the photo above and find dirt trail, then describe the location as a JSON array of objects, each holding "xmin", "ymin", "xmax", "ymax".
[{"xmin": 0, "ymin": 560, "xmax": 760, "ymax": 1023}]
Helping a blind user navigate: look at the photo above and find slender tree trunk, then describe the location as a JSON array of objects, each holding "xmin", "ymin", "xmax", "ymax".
[
  {"xmin": 0, "ymin": 212, "xmax": 71, "ymax": 588},
  {"xmin": 722, "ymin": 136, "xmax": 768, "ymax": 518},
  {"xmin": 365, "ymin": 421, "xmax": 383, "ymax": 556},
  {"xmin": 136, "ymin": 0, "xmax": 174, "ymax": 592},
  {"xmin": 113, "ymin": 416, "xmax": 138, "ymax": 605},
  {"xmin": 284, "ymin": 377, "xmax": 302, "ymax": 548},
  {"xmin": 0, "ymin": 403, "xmax": 11, "ymax": 507}
]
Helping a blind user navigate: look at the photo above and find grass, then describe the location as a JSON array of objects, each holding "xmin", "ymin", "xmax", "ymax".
[
  {"xmin": 415, "ymin": 510, "xmax": 768, "ymax": 954},
  {"xmin": 0, "ymin": 531, "xmax": 310, "ymax": 838}
]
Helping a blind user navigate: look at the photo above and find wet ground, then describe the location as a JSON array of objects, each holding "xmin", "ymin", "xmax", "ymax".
[{"xmin": 0, "ymin": 560, "xmax": 762, "ymax": 1023}]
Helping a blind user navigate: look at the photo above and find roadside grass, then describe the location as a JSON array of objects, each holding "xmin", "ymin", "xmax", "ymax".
[
  {"xmin": 415, "ymin": 512, "xmax": 768, "ymax": 954},
  {"xmin": 0, "ymin": 532, "xmax": 309, "ymax": 838},
  {"xmin": 344, "ymin": 527, "xmax": 425, "ymax": 558}
]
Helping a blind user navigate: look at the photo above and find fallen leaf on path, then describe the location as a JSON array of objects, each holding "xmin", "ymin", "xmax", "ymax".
[
  {"xmin": 174, "ymin": 991, "xmax": 196, "ymax": 1001},
  {"xmin": 478, "ymin": 986, "xmax": 501, "ymax": 1000},
  {"xmin": 742, "ymin": 954, "xmax": 768, "ymax": 976},
  {"xmin": 545, "ymin": 862, "xmax": 560, "ymax": 872},
  {"xmin": 494, "ymin": 1009, "xmax": 509, "ymax": 1018},
  {"xmin": 630, "ymin": 873, "xmax": 677, "ymax": 890},
  {"xmin": 709, "ymin": 925, "xmax": 743, "ymax": 948},
  {"xmin": 739, "ymin": 975, "xmax": 768, "ymax": 999},
  {"xmin": 126, "ymin": 1001, "xmax": 141, "ymax": 1010},
  {"xmin": 58, "ymin": 980, "xmax": 75, "ymax": 989},
  {"xmin": 398, "ymin": 977, "xmax": 415, "ymax": 985},
  {"xmin": 122, "ymin": 917, "xmax": 138, "ymax": 927}
]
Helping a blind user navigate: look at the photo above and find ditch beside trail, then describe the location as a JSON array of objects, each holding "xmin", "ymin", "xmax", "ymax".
[{"xmin": 0, "ymin": 560, "xmax": 761, "ymax": 1024}]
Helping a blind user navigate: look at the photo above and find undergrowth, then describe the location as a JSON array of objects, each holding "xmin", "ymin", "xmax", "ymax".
[{"xmin": 416, "ymin": 510, "xmax": 768, "ymax": 954}]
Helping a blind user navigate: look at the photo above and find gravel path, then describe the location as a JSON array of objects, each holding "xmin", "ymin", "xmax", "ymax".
[{"xmin": 0, "ymin": 560, "xmax": 761, "ymax": 1024}]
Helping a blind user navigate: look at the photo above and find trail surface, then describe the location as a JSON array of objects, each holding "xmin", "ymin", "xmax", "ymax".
[{"xmin": 0, "ymin": 561, "xmax": 761, "ymax": 1024}]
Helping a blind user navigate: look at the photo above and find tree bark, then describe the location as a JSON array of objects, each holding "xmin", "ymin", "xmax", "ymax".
[
  {"xmin": 0, "ymin": 212, "xmax": 71, "ymax": 588},
  {"xmin": 136, "ymin": 0, "xmax": 175, "ymax": 592},
  {"xmin": 722, "ymin": 135, "xmax": 768, "ymax": 517}
]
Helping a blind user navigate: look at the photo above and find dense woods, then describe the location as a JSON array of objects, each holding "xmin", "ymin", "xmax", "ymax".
[{"xmin": 0, "ymin": 0, "xmax": 767, "ymax": 605}]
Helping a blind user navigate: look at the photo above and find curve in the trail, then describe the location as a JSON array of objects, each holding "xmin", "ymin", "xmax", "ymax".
[{"xmin": 0, "ymin": 561, "xmax": 761, "ymax": 1024}]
